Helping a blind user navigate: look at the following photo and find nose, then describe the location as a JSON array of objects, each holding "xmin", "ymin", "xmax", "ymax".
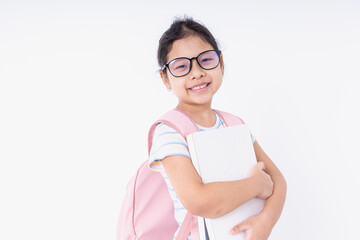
[{"xmin": 189, "ymin": 58, "xmax": 205, "ymax": 80}]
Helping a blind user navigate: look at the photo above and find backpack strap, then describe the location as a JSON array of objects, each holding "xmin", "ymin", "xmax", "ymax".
[
  {"xmin": 175, "ymin": 212, "xmax": 195, "ymax": 240},
  {"xmin": 213, "ymin": 109, "xmax": 245, "ymax": 126},
  {"xmin": 148, "ymin": 108, "xmax": 200, "ymax": 154}
]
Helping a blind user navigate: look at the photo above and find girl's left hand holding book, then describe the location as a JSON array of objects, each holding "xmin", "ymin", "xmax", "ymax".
[{"xmin": 229, "ymin": 141, "xmax": 287, "ymax": 239}]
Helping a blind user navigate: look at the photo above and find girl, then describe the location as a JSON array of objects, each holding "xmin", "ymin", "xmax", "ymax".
[{"xmin": 149, "ymin": 17, "xmax": 287, "ymax": 240}]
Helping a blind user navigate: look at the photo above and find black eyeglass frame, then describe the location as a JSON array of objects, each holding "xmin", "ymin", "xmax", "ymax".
[{"xmin": 161, "ymin": 50, "xmax": 222, "ymax": 77}]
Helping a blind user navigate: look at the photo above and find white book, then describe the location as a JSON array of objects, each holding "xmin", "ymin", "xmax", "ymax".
[{"xmin": 186, "ymin": 124, "xmax": 265, "ymax": 240}]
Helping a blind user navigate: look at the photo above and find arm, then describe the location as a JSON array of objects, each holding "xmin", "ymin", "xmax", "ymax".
[
  {"xmin": 254, "ymin": 141, "xmax": 287, "ymax": 225},
  {"xmin": 162, "ymin": 154, "xmax": 272, "ymax": 219},
  {"xmin": 230, "ymin": 141, "xmax": 287, "ymax": 237}
]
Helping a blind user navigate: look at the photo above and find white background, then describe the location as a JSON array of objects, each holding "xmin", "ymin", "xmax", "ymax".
[{"xmin": 1, "ymin": 0, "xmax": 359, "ymax": 239}]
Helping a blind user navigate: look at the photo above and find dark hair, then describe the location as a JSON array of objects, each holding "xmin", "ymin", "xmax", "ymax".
[{"xmin": 157, "ymin": 16, "xmax": 220, "ymax": 72}]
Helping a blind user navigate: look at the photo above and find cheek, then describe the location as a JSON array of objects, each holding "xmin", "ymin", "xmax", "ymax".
[
  {"xmin": 213, "ymin": 72, "xmax": 223, "ymax": 85},
  {"xmin": 212, "ymin": 75, "xmax": 223, "ymax": 92}
]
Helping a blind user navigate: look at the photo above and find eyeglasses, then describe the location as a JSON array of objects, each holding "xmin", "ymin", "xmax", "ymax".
[{"xmin": 161, "ymin": 50, "xmax": 221, "ymax": 77}]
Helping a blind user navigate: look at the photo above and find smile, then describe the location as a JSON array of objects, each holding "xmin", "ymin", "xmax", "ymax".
[{"xmin": 189, "ymin": 83, "xmax": 210, "ymax": 91}]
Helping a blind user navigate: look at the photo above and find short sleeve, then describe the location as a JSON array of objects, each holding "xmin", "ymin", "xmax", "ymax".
[{"xmin": 148, "ymin": 123, "xmax": 191, "ymax": 171}]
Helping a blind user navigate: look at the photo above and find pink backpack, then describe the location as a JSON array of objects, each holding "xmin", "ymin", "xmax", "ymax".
[{"xmin": 117, "ymin": 108, "xmax": 244, "ymax": 240}]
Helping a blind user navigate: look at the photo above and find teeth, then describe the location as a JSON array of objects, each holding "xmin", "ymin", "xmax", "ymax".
[{"xmin": 191, "ymin": 83, "xmax": 208, "ymax": 90}]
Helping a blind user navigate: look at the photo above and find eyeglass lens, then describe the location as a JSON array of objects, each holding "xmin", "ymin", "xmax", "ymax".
[{"xmin": 168, "ymin": 51, "xmax": 219, "ymax": 77}]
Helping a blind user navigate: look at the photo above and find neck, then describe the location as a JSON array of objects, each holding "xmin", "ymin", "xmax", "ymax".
[{"xmin": 176, "ymin": 102, "xmax": 216, "ymax": 128}]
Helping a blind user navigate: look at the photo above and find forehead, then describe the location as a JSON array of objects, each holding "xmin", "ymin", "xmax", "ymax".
[{"xmin": 167, "ymin": 36, "xmax": 214, "ymax": 61}]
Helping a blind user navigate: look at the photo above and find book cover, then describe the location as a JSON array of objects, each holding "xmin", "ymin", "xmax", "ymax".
[{"xmin": 186, "ymin": 124, "xmax": 265, "ymax": 240}]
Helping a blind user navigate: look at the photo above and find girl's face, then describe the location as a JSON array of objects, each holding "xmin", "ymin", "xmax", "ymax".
[{"xmin": 160, "ymin": 35, "xmax": 224, "ymax": 110}]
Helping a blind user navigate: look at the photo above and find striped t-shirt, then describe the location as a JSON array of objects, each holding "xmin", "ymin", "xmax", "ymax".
[{"xmin": 148, "ymin": 112, "xmax": 256, "ymax": 239}]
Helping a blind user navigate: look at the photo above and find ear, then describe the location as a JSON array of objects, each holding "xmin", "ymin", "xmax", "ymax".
[
  {"xmin": 160, "ymin": 70, "xmax": 171, "ymax": 90},
  {"xmin": 220, "ymin": 53, "xmax": 225, "ymax": 75}
]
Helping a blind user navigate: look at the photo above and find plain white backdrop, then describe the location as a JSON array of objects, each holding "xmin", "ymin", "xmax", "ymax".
[{"xmin": 1, "ymin": 0, "xmax": 359, "ymax": 239}]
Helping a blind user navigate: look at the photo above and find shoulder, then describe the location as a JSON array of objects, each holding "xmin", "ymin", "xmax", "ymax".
[
  {"xmin": 153, "ymin": 122, "xmax": 182, "ymax": 138},
  {"xmin": 150, "ymin": 108, "xmax": 199, "ymax": 138},
  {"xmin": 149, "ymin": 122, "xmax": 190, "ymax": 171},
  {"xmin": 152, "ymin": 122, "xmax": 187, "ymax": 148}
]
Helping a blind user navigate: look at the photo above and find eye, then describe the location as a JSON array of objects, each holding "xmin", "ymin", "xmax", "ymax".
[
  {"xmin": 170, "ymin": 59, "xmax": 190, "ymax": 72},
  {"xmin": 201, "ymin": 58, "xmax": 214, "ymax": 63},
  {"xmin": 175, "ymin": 64, "xmax": 188, "ymax": 70}
]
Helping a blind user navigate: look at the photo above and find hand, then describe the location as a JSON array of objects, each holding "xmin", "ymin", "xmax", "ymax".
[
  {"xmin": 229, "ymin": 214, "xmax": 272, "ymax": 240},
  {"xmin": 249, "ymin": 161, "xmax": 273, "ymax": 199}
]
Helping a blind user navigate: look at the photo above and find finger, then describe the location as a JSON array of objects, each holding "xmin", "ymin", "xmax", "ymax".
[{"xmin": 229, "ymin": 223, "xmax": 249, "ymax": 235}]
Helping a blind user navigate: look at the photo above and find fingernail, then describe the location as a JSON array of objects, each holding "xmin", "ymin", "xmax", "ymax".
[{"xmin": 229, "ymin": 229, "xmax": 236, "ymax": 234}]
